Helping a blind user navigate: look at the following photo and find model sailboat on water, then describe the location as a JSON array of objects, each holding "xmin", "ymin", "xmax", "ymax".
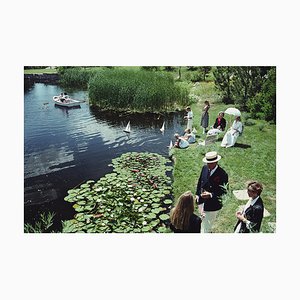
[
  {"xmin": 160, "ymin": 121, "xmax": 165, "ymax": 133},
  {"xmin": 123, "ymin": 121, "xmax": 131, "ymax": 133}
]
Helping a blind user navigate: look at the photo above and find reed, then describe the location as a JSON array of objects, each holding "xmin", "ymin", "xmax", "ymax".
[
  {"xmin": 59, "ymin": 67, "xmax": 95, "ymax": 88},
  {"xmin": 88, "ymin": 68, "xmax": 189, "ymax": 112}
]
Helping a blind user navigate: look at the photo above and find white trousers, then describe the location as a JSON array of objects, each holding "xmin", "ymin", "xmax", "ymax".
[{"xmin": 201, "ymin": 211, "xmax": 219, "ymax": 233}]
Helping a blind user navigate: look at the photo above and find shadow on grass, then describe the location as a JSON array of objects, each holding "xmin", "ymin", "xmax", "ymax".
[{"xmin": 234, "ymin": 143, "xmax": 251, "ymax": 149}]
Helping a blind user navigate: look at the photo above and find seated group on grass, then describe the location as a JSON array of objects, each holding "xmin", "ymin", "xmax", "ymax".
[
  {"xmin": 174, "ymin": 110, "xmax": 243, "ymax": 149},
  {"xmin": 174, "ymin": 128, "xmax": 196, "ymax": 149}
]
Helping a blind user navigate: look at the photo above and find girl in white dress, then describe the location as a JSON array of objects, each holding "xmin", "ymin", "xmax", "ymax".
[
  {"xmin": 184, "ymin": 106, "xmax": 193, "ymax": 131},
  {"xmin": 221, "ymin": 116, "xmax": 243, "ymax": 148}
]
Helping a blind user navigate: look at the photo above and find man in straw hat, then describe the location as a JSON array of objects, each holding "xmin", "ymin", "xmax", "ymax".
[{"xmin": 195, "ymin": 151, "xmax": 228, "ymax": 233}]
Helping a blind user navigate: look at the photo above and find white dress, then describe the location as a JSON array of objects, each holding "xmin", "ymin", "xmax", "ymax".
[
  {"xmin": 187, "ymin": 111, "xmax": 193, "ymax": 131},
  {"xmin": 221, "ymin": 120, "xmax": 243, "ymax": 147}
]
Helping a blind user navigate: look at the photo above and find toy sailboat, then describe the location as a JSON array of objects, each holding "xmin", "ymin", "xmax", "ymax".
[
  {"xmin": 168, "ymin": 140, "xmax": 173, "ymax": 149},
  {"xmin": 160, "ymin": 121, "xmax": 165, "ymax": 132},
  {"xmin": 123, "ymin": 121, "xmax": 131, "ymax": 133},
  {"xmin": 192, "ymin": 127, "xmax": 197, "ymax": 134}
]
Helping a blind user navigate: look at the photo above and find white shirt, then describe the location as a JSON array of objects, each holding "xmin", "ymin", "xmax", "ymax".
[
  {"xmin": 234, "ymin": 196, "xmax": 259, "ymax": 233},
  {"xmin": 187, "ymin": 111, "xmax": 193, "ymax": 119},
  {"xmin": 209, "ymin": 165, "xmax": 218, "ymax": 177}
]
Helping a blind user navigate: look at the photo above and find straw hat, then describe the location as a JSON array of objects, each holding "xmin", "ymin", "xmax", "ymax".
[{"xmin": 203, "ymin": 151, "xmax": 221, "ymax": 163}]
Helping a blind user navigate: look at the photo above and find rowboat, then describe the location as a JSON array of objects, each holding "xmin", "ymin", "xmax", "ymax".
[{"xmin": 53, "ymin": 93, "xmax": 82, "ymax": 107}]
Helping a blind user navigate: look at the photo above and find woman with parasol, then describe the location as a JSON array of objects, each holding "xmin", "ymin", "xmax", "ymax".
[{"xmin": 221, "ymin": 110, "xmax": 243, "ymax": 148}]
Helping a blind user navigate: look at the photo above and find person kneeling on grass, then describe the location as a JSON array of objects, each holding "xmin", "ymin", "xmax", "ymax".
[{"xmin": 174, "ymin": 133, "xmax": 189, "ymax": 149}]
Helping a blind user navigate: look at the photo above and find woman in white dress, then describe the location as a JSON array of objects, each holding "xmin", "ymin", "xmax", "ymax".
[
  {"xmin": 184, "ymin": 106, "xmax": 193, "ymax": 131},
  {"xmin": 221, "ymin": 116, "xmax": 243, "ymax": 148}
]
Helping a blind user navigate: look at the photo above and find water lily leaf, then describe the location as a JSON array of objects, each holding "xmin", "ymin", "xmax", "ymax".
[
  {"xmin": 157, "ymin": 226, "xmax": 169, "ymax": 233},
  {"xmin": 159, "ymin": 214, "xmax": 169, "ymax": 221},
  {"xmin": 67, "ymin": 189, "xmax": 77, "ymax": 195},
  {"xmin": 163, "ymin": 199, "xmax": 173, "ymax": 205},
  {"xmin": 147, "ymin": 213, "xmax": 156, "ymax": 219},
  {"xmin": 141, "ymin": 226, "xmax": 151, "ymax": 232},
  {"xmin": 77, "ymin": 201, "xmax": 86, "ymax": 205},
  {"xmin": 64, "ymin": 195, "xmax": 76, "ymax": 203},
  {"xmin": 151, "ymin": 208, "xmax": 162, "ymax": 214},
  {"xmin": 152, "ymin": 197, "xmax": 161, "ymax": 203}
]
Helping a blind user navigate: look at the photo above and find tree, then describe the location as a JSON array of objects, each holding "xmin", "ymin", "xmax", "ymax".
[
  {"xmin": 247, "ymin": 67, "xmax": 276, "ymax": 123},
  {"xmin": 231, "ymin": 67, "xmax": 264, "ymax": 110},
  {"xmin": 214, "ymin": 66, "xmax": 276, "ymax": 122},
  {"xmin": 213, "ymin": 67, "xmax": 235, "ymax": 104},
  {"xmin": 164, "ymin": 66, "xmax": 176, "ymax": 71},
  {"xmin": 199, "ymin": 66, "xmax": 212, "ymax": 81}
]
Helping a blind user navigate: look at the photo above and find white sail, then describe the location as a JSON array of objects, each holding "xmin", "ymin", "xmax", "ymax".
[
  {"xmin": 168, "ymin": 140, "xmax": 173, "ymax": 149},
  {"xmin": 160, "ymin": 121, "xmax": 165, "ymax": 132},
  {"xmin": 192, "ymin": 127, "xmax": 197, "ymax": 134},
  {"xmin": 124, "ymin": 121, "xmax": 131, "ymax": 133}
]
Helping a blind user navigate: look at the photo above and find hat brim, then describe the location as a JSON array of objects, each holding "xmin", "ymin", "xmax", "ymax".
[{"xmin": 203, "ymin": 155, "xmax": 221, "ymax": 163}]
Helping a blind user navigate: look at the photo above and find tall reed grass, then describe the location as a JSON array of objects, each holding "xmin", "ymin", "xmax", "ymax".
[
  {"xmin": 88, "ymin": 68, "xmax": 189, "ymax": 112},
  {"xmin": 59, "ymin": 67, "xmax": 95, "ymax": 88}
]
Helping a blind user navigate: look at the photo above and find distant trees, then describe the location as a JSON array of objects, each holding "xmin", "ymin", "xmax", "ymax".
[{"xmin": 213, "ymin": 66, "xmax": 276, "ymax": 122}]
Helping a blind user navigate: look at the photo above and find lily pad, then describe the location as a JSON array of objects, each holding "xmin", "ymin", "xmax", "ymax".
[
  {"xmin": 159, "ymin": 214, "xmax": 169, "ymax": 221},
  {"xmin": 163, "ymin": 199, "xmax": 173, "ymax": 205}
]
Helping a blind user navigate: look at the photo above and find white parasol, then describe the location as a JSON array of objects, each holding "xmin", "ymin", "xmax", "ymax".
[{"xmin": 224, "ymin": 107, "xmax": 241, "ymax": 117}]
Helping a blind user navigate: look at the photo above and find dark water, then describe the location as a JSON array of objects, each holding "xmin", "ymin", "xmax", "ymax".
[{"xmin": 24, "ymin": 83, "xmax": 187, "ymax": 231}]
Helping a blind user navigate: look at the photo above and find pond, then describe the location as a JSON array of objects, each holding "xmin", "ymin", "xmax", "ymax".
[{"xmin": 24, "ymin": 82, "xmax": 187, "ymax": 231}]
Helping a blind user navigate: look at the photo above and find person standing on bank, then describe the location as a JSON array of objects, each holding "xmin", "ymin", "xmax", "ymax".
[
  {"xmin": 200, "ymin": 100, "xmax": 210, "ymax": 134},
  {"xmin": 195, "ymin": 151, "xmax": 228, "ymax": 233},
  {"xmin": 184, "ymin": 106, "xmax": 193, "ymax": 131},
  {"xmin": 170, "ymin": 191, "xmax": 201, "ymax": 233},
  {"xmin": 234, "ymin": 181, "xmax": 264, "ymax": 233}
]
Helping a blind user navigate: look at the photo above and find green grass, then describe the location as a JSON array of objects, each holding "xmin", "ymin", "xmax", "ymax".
[
  {"xmin": 172, "ymin": 81, "xmax": 276, "ymax": 233},
  {"xmin": 24, "ymin": 68, "xmax": 58, "ymax": 74}
]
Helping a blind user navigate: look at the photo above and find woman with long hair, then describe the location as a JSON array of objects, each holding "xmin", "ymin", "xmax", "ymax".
[{"xmin": 170, "ymin": 191, "xmax": 201, "ymax": 233}]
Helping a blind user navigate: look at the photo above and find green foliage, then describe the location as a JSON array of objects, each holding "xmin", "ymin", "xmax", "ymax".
[
  {"xmin": 247, "ymin": 68, "xmax": 276, "ymax": 123},
  {"xmin": 164, "ymin": 66, "xmax": 176, "ymax": 71},
  {"xmin": 213, "ymin": 66, "xmax": 276, "ymax": 122},
  {"xmin": 140, "ymin": 66, "xmax": 160, "ymax": 71},
  {"xmin": 213, "ymin": 67, "xmax": 235, "ymax": 104},
  {"xmin": 59, "ymin": 67, "xmax": 95, "ymax": 88},
  {"xmin": 63, "ymin": 152, "xmax": 173, "ymax": 233},
  {"xmin": 24, "ymin": 212, "xmax": 56, "ymax": 233},
  {"xmin": 88, "ymin": 68, "xmax": 189, "ymax": 112},
  {"xmin": 199, "ymin": 67, "xmax": 212, "ymax": 81}
]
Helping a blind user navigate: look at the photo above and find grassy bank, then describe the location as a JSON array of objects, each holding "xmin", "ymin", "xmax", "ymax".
[
  {"xmin": 24, "ymin": 68, "xmax": 58, "ymax": 74},
  {"xmin": 172, "ymin": 81, "xmax": 276, "ymax": 233}
]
